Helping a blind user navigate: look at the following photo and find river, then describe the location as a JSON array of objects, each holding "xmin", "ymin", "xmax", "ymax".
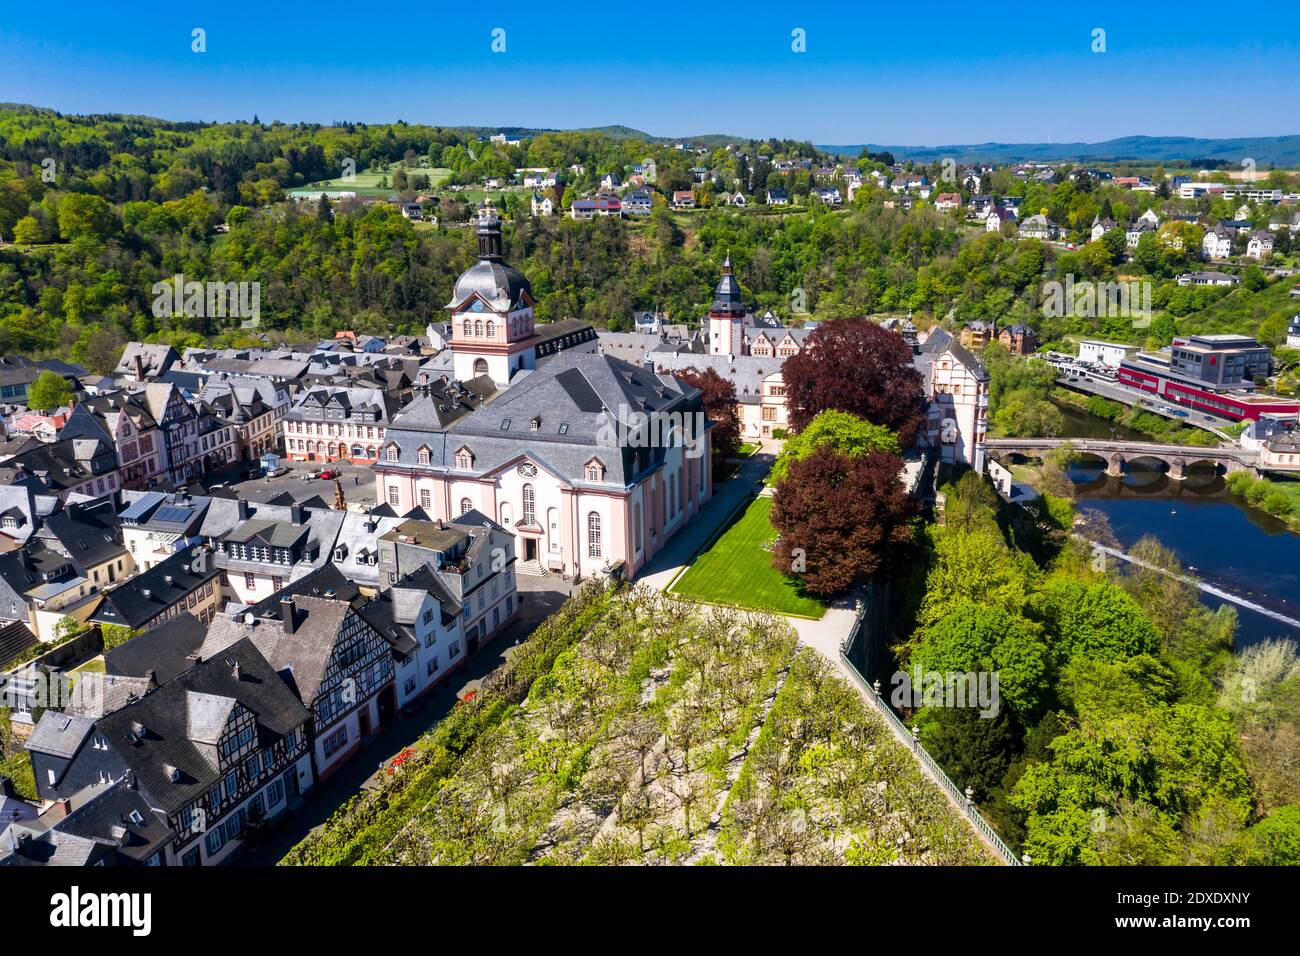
[{"xmin": 1053, "ymin": 400, "xmax": 1300, "ymax": 648}]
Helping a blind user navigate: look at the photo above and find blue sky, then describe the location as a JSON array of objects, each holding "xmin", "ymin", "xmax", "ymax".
[{"xmin": 2, "ymin": 2, "xmax": 1298, "ymax": 144}]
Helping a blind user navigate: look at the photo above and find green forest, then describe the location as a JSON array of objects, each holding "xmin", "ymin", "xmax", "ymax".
[{"xmin": 1, "ymin": 103, "xmax": 1297, "ymax": 382}]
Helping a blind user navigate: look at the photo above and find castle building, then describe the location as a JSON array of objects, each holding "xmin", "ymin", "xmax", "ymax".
[{"xmin": 654, "ymin": 258, "xmax": 813, "ymax": 441}]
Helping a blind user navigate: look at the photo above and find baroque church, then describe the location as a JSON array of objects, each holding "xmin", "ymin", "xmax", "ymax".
[{"xmin": 372, "ymin": 202, "xmax": 712, "ymax": 581}]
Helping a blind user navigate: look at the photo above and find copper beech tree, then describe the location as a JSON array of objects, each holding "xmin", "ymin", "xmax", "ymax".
[
  {"xmin": 672, "ymin": 365, "xmax": 741, "ymax": 460},
  {"xmin": 770, "ymin": 446, "xmax": 917, "ymax": 596},
  {"xmin": 781, "ymin": 316, "xmax": 927, "ymax": 444}
]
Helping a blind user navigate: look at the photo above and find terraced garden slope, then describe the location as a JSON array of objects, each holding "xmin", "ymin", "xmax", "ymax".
[{"xmin": 284, "ymin": 585, "xmax": 990, "ymax": 865}]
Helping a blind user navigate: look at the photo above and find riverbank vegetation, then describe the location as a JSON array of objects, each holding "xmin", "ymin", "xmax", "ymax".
[
  {"xmin": 894, "ymin": 472, "xmax": 1300, "ymax": 864},
  {"xmin": 1225, "ymin": 471, "xmax": 1300, "ymax": 531},
  {"xmin": 1051, "ymin": 387, "xmax": 1222, "ymax": 446},
  {"xmin": 284, "ymin": 585, "xmax": 990, "ymax": 865}
]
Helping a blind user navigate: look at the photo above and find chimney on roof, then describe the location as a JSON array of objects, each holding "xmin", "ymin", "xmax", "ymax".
[
  {"xmin": 125, "ymin": 769, "xmax": 137, "ymax": 791},
  {"xmin": 237, "ymin": 500, "xmax": 250, "ymax": 521},
  {"xmin": 231, "ymin": 659, "xmax": 241, "ymax": 680},
  {"xmin": 54, "ymin": 798, "xmax": 72, "ymax": 819},
  {"xmin": 133, "ymin": 354, "xmax": 144, "ymax": 381},
  {"xmin": 290, "ymin": 505, "xmax": 305, "ymax": 526},
  {"xmin": 144, "ymin": 670, "xmax": 157, "ymax": 691},
  {"xmin": 280, "ymin": 595, "xmax": 297, "ymax": 635},
  {"xmin": 141, "ymin": 588, "xmax": 152, "ymax": 600}
]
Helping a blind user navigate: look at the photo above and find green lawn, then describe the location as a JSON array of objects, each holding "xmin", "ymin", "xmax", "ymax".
[
  {"xmin": 671, "ymin": 496, "xmax": 825, "ymax": 618},
  {"xmin": 737, "ymin": 442, "xmax": 759, "ymax": 457},
  {"xmin": 291, "ymin": 162, "xmax": 452, "ymax": 197}
]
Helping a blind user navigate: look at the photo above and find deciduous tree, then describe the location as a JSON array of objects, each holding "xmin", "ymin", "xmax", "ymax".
[
  {"xmin": 781, "ymin": 316, "xmax": 926, "ymax": 443},
  {"xmin": 770, "ymin": 447, "xmax": 917, "ymax": 596}
]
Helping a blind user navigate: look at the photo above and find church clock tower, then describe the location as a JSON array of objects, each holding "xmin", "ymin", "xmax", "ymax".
[{"xmin": 446, "ymin": 199, "xmax": 538, "ymax": 388}]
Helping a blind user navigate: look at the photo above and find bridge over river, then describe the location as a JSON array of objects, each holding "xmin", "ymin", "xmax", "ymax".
[{"xmin": 982, "ymin": 437, "xmax": 1259, "ymax": 479}]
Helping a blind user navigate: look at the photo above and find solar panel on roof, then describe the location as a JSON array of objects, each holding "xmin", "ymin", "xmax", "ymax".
[{"xmin": 153, "ymin": 506, "xmax": 194, "ymax": 524}]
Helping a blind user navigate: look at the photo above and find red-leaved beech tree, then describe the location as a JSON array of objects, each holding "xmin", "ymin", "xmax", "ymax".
[
  {"xmin": 770, "ymin": 446, "xmax": 918, "ymax": 596},
  {"xmin": 781, "ymin": 316, "xmax": 927, "ymax": 445}
]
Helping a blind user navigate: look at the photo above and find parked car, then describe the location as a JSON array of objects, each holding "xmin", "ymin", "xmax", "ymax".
[{"xmin": 318, "ymin": 469, "xmax": 340, "ymax": 480}]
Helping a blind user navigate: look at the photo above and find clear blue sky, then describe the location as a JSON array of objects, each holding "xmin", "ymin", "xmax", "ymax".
[{"xmin": 2, "ymin": 1, "xmax": 1297, "ymax": 144}]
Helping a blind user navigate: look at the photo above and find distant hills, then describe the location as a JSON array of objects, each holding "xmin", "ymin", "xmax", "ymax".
[{"xmin": 817, "ymin": 135, "xmax": 1300, "ymax": 167}]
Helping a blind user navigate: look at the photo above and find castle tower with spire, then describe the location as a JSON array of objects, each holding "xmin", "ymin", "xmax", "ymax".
[{"xmin": 708, "ymin": 255, "xmax": 746, "ymax": 358}]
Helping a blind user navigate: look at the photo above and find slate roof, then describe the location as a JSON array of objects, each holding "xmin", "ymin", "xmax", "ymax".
[
  {"xmin": 0, "ymin": 619, "xmax": 37, "ymax": 669},
  {"xmin": 96, "ymin": 638, "xmax": 308, "ymax": 815},
  {"xmin": 651, "ymin": 352, "xmax": 784, "ymax": 404},
  {"xmin": 330, "ymin": 511, "xmax": 405, "ymax": 588},
  {"xmin": 114, "ymin": 343, "xmax": 178, "ymax": 379},
  {"xmin": 26, "ymin": 712, "xmax": 96, "ymax": 761},
  {"xmin": 383, "ymin": 352, "xmax": 703, "ymax": 487},
  {"xmin": 104, "ymin": 612, "xmax": 207, "ymax": 685},
  {"xmin": 0, "ymin": 824, "xmax": 109, "ymax": 866},
  {"xmin": 916, "ymin": 326, "xmax": 989, "ymax": 382},
  {"xmin": 36, "ymin": 498, "xmax": 127, "ymax": 574},
  {"xmin": 63, "ymin": 672, "xmax": 156, "ymax": 719},
  {"xmin": 91, "ymin": 545, "xmax": 219, "ymax": 630},
  {"xmin": 51, "ymin": 777, "xmax": 173, "ymax": 863},
  {"xmin": 199, "ymin": 596, "xmax": 354, "ymax": 706}
]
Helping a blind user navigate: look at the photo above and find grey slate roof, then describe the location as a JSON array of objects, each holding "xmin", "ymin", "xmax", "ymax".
[
  {"xmin": 96, "ymin": 637, "xmax": 308, "ymax": 815},
  {"xmin": 26, "ymin": 712, "xmax": 96, "ymax": 760},
  {"xmin": 200, "ymin": 596, "xmax": 355, "ymax": 705},
  {"xmin": 384, "ymin": 352, "xmax": 703, "ymax": 487},
  {"xmin": 90, "ymin": 545, "xmax": 220, "ymax": 630},
  {"xmin": 105, "ymin": 612, "xmax": 207, "ymax": 685},
  {"xmin": 51, "ymin": 777, "xmax": 173, "ymax": 863}
]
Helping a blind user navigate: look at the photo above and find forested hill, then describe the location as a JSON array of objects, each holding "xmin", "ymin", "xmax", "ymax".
[
  {"xmin": 0, "ymin": 104, "xmax": 1298, "ymax": 391},
  {"xmin": 822, "ymin": 135, "xmax": 1300, "ymax": 166}
]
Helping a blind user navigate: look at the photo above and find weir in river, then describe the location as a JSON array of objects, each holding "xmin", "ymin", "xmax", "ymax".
[{"xmin": 1079, "ymin": 536, "xmax": 1300, "ymax": 632}]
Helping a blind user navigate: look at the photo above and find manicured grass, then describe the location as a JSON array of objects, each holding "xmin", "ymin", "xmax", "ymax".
[
  {"xmin": 292, "ymin": 163, "xmax": 452, "ymax": 197},
  {"xmin": 737, "ymin": 442, "xmax": 759, "ymax": 457},
  {"xmin": 672, "ymin": 496, "xmax": 825, "ymax": 618}
]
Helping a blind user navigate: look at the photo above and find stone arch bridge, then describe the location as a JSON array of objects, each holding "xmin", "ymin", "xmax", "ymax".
[{"xmin": 982, "ymin": 438, "xmax": 1259, "ymax": 480}]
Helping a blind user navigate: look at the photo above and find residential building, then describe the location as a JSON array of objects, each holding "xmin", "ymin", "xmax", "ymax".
[
  {"xmin": 90, "ymin": 544, "xmax": 223, "ymax": 631},
  {"xmin": 914, "ymin": 328, "xmax": 989, "ymax": 470},
  {"xmin": 114, "ymin": 343, "xmax": 179, "ymax": 382},
  {"xmin": 60, "ymin": 393, "xmax": 164, "ymax": 491},
  {"xmin": 375, "ymin": 512, "xmax": 518, "ymax": 656},
  {"xmin": 1247, "ymin": 231, "xmax": 1275, "ymax": 260},
  {"xmin": 998, "ymin": 323, "xmax": 1038, "ymax": 355},
  {"xmin": 26, "ymin": 636, "xmax": 312, "ymax": 865},
  {"xmin": 212, "ymin": 502, "xmax": 346, "ymax": 605},
  {"xmin": 282, "ymin": 386, "xmax": 397, "ymax": 464},
  {"xmin": 202, "ymin": 594, "xmax": 396, "ymax": 780}
]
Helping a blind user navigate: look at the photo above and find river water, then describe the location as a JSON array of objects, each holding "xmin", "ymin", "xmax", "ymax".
[{"xmin": 1054, "ymin": 401, "xmax": 1300, "ymax": 648}]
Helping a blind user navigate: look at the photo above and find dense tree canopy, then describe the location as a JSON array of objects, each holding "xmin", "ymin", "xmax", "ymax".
[
  {"xmin": 781, "ymin": 317, "xmax": 927, "ymax": 443},
  {"xmin": 770, "ymin": 446, "xmax": 917, "ymax": 596},
  {"xmin": 769, "ymin": 409, "xmax": 900, "ymax": 484}
]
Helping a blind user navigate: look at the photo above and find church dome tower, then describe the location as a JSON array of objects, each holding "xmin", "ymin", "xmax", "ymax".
[
  {"xmin": 446, "ymin": 199, "xmax": 538, "ymax": 388},
  {"xmin": 708, "ymin": 255, "xmax": 746, "ymax": 357}
]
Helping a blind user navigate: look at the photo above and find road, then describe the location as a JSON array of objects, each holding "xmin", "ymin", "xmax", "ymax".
[
  {"xmin": 1054, "ymin": 372, "xmax": 1236, "ymax": 440},
  {"xmin": 237, "ymin": 573, "xmax": 575, "ymax": 865}
]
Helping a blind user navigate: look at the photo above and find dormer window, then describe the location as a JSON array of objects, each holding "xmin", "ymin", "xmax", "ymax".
[
  {"xmin": 530, "ymin": 417, "xmax": 540, "ymax": 430},
  {"xmin": 584, "ymin": 458, "xmax": 605, "ymax": 482},
  {"xmin": 454, "ymin": 446, "xmax": 474, "ymax": 470},
  {"xmin": 417, "ymin": 445, "xmax": 431, "ymax": 465},
  {"xmin": 385, "ymin": 443, "xmax": 399, "ymax": 463}
]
